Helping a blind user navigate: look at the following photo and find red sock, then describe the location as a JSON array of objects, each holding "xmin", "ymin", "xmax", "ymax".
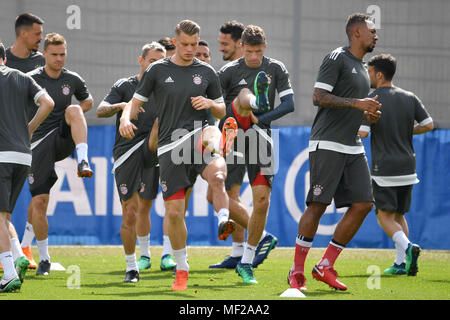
[
  {"xmin": 318, "ymin": 240, "xmax": 345, "ymax": 268},
  {"xmin": 293, "ymin": 235, "xmax": 313, "ymax": 273}
]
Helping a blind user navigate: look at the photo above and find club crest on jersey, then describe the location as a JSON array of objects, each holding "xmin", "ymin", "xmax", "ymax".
[
  {"xmin": 120, "ymin": 184, "xmax": 128, "ymax": 195},
  {"xmin": 192, "ymin": 74, "xmax": 202, "ymax": 85},
  {"xmin": 28, "ymin": 174, "xmax": 34, "ymax": 185},
  {"xmin": 313, "ymin": 185, "xmax": 323, "ymax": 196},
  {"xmin": 61, "ymin": 84, "xmax": 71, "ymax": 96}
]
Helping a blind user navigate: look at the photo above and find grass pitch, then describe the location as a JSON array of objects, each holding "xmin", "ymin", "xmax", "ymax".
[{"xmin": 1, "ymin": 246, "xmax": 449, "ymax": 300}]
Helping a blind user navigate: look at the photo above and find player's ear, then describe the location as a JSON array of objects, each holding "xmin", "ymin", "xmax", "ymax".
[{"xmin": 171, "ymin": 37, "xmax": 176, "ymax": 47}]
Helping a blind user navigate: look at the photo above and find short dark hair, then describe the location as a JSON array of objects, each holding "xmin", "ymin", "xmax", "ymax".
[
  {"xmin": 198, "ymin": 40, "xmax": 209, "ymax": 47},
  {"xmin": 241, "ymin": 25, "xmax": 266, "ymax": 46},
  {"xmin": 368, "ymin": 53, "xmax": 397, "ymax": 81},
  {"xmin": 0, "ymin": 42, "xmax": 5, "ymax": 60},
  {"xmin": 174, "ymin": 20, "xmax": 200, "ymax": 36},
  {"xmin": 220, "ymin": 20, "xmax": 244, "ymax": 42},
  {"xmin": 346, "ymin": 13, "xmax": 372, "ymax": 40},
  {"xmin": 158, "ymin": 37, "xmax": 175, "ymax": 51},
  {"xmin": 15, "ymin": 13, "xmax": 44, "ymax": 37}
]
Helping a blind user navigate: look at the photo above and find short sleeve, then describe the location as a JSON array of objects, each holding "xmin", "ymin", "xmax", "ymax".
[
  {"xmin": 134, "ymin": 64, "xmax": 156, "ymax": 102},
  {"xmin": 413, "ymin": 95, "xmax": 432, "ymax": 126},
  {"xmin": 74, "ymin": 74, "xmax": 92, "ymax": 102},
  {"xmin": 275, "ymin": 61, "xmax": 294, "ymax": 98},
  {"xmin": 103, "ymin": 79, "xmax": 126, "ymax": 105},
  {"xmin": 206, "ymin": 68, "xmax": 224, "ymax": 103},
  {"xmin": 314, "ymin": 48, "xmax": 344, "ymax": 92},
  {"xmin": 27, "ymin": 75, "xmax": 46, "ymax": 106}
]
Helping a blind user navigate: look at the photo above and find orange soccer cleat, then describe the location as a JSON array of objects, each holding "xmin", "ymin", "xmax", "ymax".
[
  {"xmin": 22, "ymin": 246, "xmax": 38, "ymax": 269},
  {"xmin": 172, "ymin": 270, "xmax": 189, "ymax": 291}
]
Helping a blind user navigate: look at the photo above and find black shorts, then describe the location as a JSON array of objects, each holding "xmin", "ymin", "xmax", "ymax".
[
  {"xmin": 114, "ymin": 140, "xmax": 159, "ymax": 202},
  {"xmin": 306, "ymin": 149, "xmax": 374, "ymax": 208},
  {"xmin": 0, "ymin": 163, "xmax": 29, "ymax": 213},
  {"xmin": 372, "ymin": 181, "xmax": 413, "ymax": 214},
  {"xmin": 28, "ymin": 121, "xmax": 75, "ymax": 196},
  {"xmin": 158, "ymin": 143, "xmax": 221, "ymax": 200}
]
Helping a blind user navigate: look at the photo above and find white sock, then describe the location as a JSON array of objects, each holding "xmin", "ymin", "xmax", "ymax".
[
  {"xmin": 395, "ymin": 242, "xmax": 406, "ymax": 265},
  {"xmin": 36, "ymin": 238, "xmax": 50, "ymax": 262},
  {"xmin": 392, "ymin": 230, "xmax": 410, "ymax": 253},
  {"xmin": 231, "ymin": 242, "xmax": 245, "ymax": 257},
  {"xmin": 125, "ymin": 253, "xmax": 137, "ymax": 272},
  {"xmin": 241, "ymin": 244, "xmax": 257, "ymax": 264},
  {"xmin": 75, "ymin": 143, "xmax": 88, "ymax": 163},
  {"xmin": 216, "ymin": 208, "xmax": 230, "ymax": 226},
  {"xmin": 0, "ymin": 251, "xmax": 18, "ymax": 280},
  {"xmin": 10, "ymin": 238, "xmax": 24, "ymax": 261},
  {"xmin": 173, "ymin": 248, "xmax": 189, "ymax": 271},
  {"xmin": 137, "ymin": 234, "xmax": 150, "ymax": 258},
  {"xmin": 21, "ymin": 221, "xmax": 35, "ymax": 247},
  {"xmin": 162, "ymin": 235, "xmax": 172, "ymax": 256},
  {"xmin": 258, "ymin": 230, "xmax": 267, "ymax": 243}
]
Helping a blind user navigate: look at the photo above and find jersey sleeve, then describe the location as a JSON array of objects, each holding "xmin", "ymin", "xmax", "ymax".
[
  {"xmin": 74, "ymin": 74, "xmax": 92, "ymax": 102},
  {"xmin": 217, "ymin": 64, "xmax": 232, "ymax": 94},
  {"xmin": 314, "ymin": 48, "xmax": 344, "ymax": 92},
  {"xmin": 26, "ymin": 74, "xmax": 46, "ymax": 106},
  {"xmin": 102, "ymin": 79, "xmax": 126, "ymax": 105},
  {"xmin": 274, "ymin": 61, "xmax": 294, "ymax": 98},
  {"xmin": 413, "ymin": 95, "xmax": 432, "ymax": 126},
  {"xmin": 134, "ymin": 65, "xmax": 156, "ymax": 102},
  {"xmin": 206, "ymin": 68, "xmax": 224, "ymax": 103}
]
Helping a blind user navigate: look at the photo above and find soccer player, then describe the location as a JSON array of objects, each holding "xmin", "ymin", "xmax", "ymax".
[
  {"xmin": 195, "ymin": 40, "xmax": 211, "ymax": 64},
  {"xmin": 27, "ymin": 33, "xmax": 94, "ymax": 276},
  {"xmin": 215, "ymin": 25, "xmax": 295, "ymax": 284},
  {"xmin": 289, "ymin": 13, "xmax": 381, "ymax": 292},
  {"xmin": 0, "ymin": 42, "xmax": 54, "ymax": 292},
  {"xmin": 120, "ymin": 20, "xmax": 232, "ymax": 291},
  {"xmin": 358, "ymin": 53, "xmax": 433, "ymax": 276},
  {"xmin": 5, "ymin": 12, "xmax": 46, "ymax": 270},
  {"xmin": 97, "ymin": 42, "xmax": 176, "ymax": 282},
  {"xmin": 218, "ymin": 20, "xmax": 244, "ymax": 62}
]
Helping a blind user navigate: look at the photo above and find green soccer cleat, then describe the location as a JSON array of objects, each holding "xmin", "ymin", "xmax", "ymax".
[
  {"xmin": 160, "ymin": 254, "xmax": 177, "ymax": 271},
  {"xmin": 0, "ymin": 276, "xmax": 21, "ymax": 293},
  {"xmin": 137, "ymin": 256, "xmax": 151, "ymax": 271},
  {"xmin": 383, "ymin": 263, "xmax": 406, "ymax": 275},
  {"xmin": 405, "ymin": 243, "xmax": 421, "ymax": 276},
  {"xmin": 236, "ymin": 262, "xmax": 258, "ymax": 285},
  {"xmin": 14, "ymin": 256, "xmax": 30, "ymax": 283},
  {"xmin": 253, "ymin": 71, "xmax": 270, "ymax": 113}
]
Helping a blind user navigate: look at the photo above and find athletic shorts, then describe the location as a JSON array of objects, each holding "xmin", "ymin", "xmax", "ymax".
[
  {"xmin": 222, "ymin": 103, "xmax": 274, "ymax": 190},
  {"xmin": 306, "ymin": 149, "xmax": 374, "ymax": 208},
  {"xmin": 114, "ymin": 138, "xmax": 159, "ymax": 202},
  {"xmin": 372, "ymin": 181, "xmax": 413, "ymax": 215},
  {"xmin": 28, "ymin": 120, "xmax": 75, "ymax": 196},
  {"xmin": 0, "ymin": 163, "xmax": 29, "ymax": 213},
  {"xmin": 158, "ymin": 140, "xmax": 221, "ymax": 200}
]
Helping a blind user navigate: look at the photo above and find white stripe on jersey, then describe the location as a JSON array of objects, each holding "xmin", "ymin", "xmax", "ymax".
[
  {"xmin": 279, "ymin": 88, "xmax": 294, "ymax": 98},
  {"xmin": 314, "ymin": 82, "xmax": 334, "ymax": 92},
  {"xmin": 359, "ymin": 125, "xmax": 371, "ymax": 133},
  {"xmin": 0, "ymin": 151, "xmax": 32, "ymax": 166},
  {"xmin": 329, "ymin": 47, "xmax": 345, "ymax": 60},
  {"xmin": 133, "ymin": 92, "xmax": 148, "ymax": 102},
  {"xmin": 419, "ymin": 117, "xmax": 433, "ymax": 126},
  {"xmin": 372, "ymin": 174, "xmax": 419, "ymax": 187}
]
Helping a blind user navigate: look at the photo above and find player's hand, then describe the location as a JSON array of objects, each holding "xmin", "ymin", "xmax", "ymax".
[
  {"xmin": 355, "ymin": 95, "xmax": 382, "ymax": 114},
  {"xmin": 364, "ymin": 110, "xmax": 382, "ymax": 123},
  {"xmin": 250, "ymin": 112, "xmax": 259, "ymax": 124},
  {"xmin": 191, "ymin": 96, "xmax": 211, "ymax": 110},
  {"xmin": 119, "ymin": 118, "xmax": 137, "ymax": 139}
]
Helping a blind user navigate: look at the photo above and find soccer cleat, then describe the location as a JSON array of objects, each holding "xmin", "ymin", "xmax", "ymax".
[
  {"xmin": 312, "ymin": 265, "xmax": 347, "ymax": 291},
  {"xmin": 209, "ymin": 255, "xmax": 242, "ymax": 269},
  {"xmin": 236, "ymin": 262, "xmax": 258, "ymax": 284},
  {"xmin": 77, "ymin": 160, "xmax": 93, "ymax": 178},
  {"xmin": 124, "ymin": 270, "xmax": 139, "ymax": 283},
  {"xmin": 218, "ymin": 220, "xmax": 235, "ymax": 241},
  {"xmin": 252, "ymin": 233, "xmax": 278, "ymax": 268},
  {"xmin": 22, "ymin": 246, "xmax": 37, "ymax": 269},
  {"xmin": 160, "ymin": 254, "xmax": 177, "ymax": 271},
  {"xmin": 137, "ymin": 256, "xmax": 151, "ymax": 271},
  {"xmin": 384, "ymin": 263, "xmax": 406, "ymax": 275},
  {"xmin": 0, "ymin": 276, "xmax": 21, "ymax": 293},
  {"xmin": 253, "ymin": 71, "xmax": 270, "ymax": 112},
  {"xmin": 220, "ymin": 117, "xmax": 238, "ymax": 157},
  {"xmin": 36, "ymin": 260, "xmax": 51, "ymax": 276},
  {"xmin": 287, "ymin": 269, "xmax": 307, "ymax": 291},
  {"xmin": 172, "ymin": 270, "xmax": 189, "ymax": 291},
  {"xmin": 14, "ymin": 256, "xmax": 30, "ymax": 283},
  {"xmin": 405, "ymin": 243, "xmax": 421, "ymax": 276}
]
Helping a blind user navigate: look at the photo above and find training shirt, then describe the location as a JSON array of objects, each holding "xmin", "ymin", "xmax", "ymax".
[
  {"xmin": 218, "ymin": 56, "xmax": 293, "ymax": 126},
  {"xmin": 28, "ymin": 67, "xmax": 92, "ymax": 144},
  {"xmin": 309, "ymin": 46, "xmax": 370, "ymax": 154},
  {"xmin": 102, "ymin": 75, "xmax": 157, "ymax": 161},
  {"xmin": 133, "ymin": 57, "xmax": 223, "ymax": 155},
  {"xmin": 5, "ymin": 48, "xmax": 45, "ymax": 73},
  {"xmin": 359, "ymin": 86, "xmax": 432, "ymax": 186},
  {"xmin": 0, "ymin": 65, "xmax": 45, "ymax": 165}
]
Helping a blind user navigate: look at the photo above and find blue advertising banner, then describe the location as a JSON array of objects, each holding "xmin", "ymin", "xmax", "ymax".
[{"xmin": 10, "ymin": 126, "xmax": 450, "ymax": 249}]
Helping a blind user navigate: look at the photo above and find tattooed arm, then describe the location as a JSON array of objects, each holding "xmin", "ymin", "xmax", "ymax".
[
  {"xmin": 313, "ymin": 88, "xmax": 382, "ymax": 114},
  {"xmin": 96, "ymin": 101, "xmax": 127, "ymax": 118}
]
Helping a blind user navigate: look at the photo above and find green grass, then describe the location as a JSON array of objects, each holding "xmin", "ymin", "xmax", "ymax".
[{"xmin": 1, "ymin": 246, "xmax": 449, "ymax": 300}]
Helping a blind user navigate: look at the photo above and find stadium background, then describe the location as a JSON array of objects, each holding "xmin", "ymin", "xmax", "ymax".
[{"xmin": 1, "ymin": 0, "xmax": 449, "ymax": 249}]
